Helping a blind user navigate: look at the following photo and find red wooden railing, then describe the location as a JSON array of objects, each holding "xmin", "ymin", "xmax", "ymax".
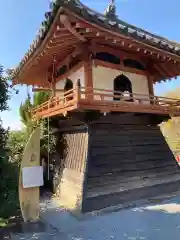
[{"xmin": 32, "ymin": 86, "xmax": 180, "ymax": 118}]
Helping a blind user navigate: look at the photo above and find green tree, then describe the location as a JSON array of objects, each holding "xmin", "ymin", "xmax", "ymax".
[
  {"xmin": 19, "ymin": 91, "xmax": 50, "ymax": 136},
  {"xmin": 0, "ymin": 64, "xmax": 9, "ymax": 164},
  {"xmin": 7, "ymin": 130, "xmax": 27, "ymax": 165},
  {"xmin": 0, "ymin": 65, "xmax": 8, "ymax": 111},
  {"xmin": 33, "ymin": 91, "xmax": 50, "ymax": 106},
  {"xmin": 19, "ymin": 90, "xmax": 54, "ymax": 158},
  {"xmin": 19, "ymin": 93, "xmax": 32, "ymax": 126},
  {"xmin": 0, "ymin": 65, "xmax": 19, "ymax": 224}
]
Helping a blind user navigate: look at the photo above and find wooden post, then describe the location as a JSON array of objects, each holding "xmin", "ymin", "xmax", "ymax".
[
  {"xmin": 147, "ymin": 75, "xmax": 155, "ymax": 104},
  {"xmin": 75, "ymin": 79, "xmax": 81, "ymax": 103},
  {"xmin": 51, "ymin": 82, "xmax": 56, "ymax": 97},
  {"xmin": 84, "ymin": 58, "xmax": 93, "ymax": 100}
]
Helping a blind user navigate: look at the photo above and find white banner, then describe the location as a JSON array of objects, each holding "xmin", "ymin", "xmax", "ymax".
[{"xmin": 22, "ymin": 166, "xmax": 44, "ymax": 188}]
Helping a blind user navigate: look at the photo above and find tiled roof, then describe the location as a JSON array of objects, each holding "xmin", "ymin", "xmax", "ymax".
[{"xmin": 12, "ymin": 0, "xmax": 180, "ymax": 81}]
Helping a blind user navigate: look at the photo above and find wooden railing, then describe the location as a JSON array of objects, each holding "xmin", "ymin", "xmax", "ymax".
[
  {"xmin": 32, "ymin": 88, "xmax": 77, "ymax": 118},
  {"xmin": 32, "ymin": 86, "xmax": 180, "ymax": 118},
  {"xmin": 81, "ymin": 87, "xmax": 180, "ymax": 106}
]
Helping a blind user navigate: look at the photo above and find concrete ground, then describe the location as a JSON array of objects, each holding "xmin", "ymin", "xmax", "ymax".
[
  {"xmin": 0, "ymin": 220, "xmax": 61, "ymax": 240},
  {"xmin": 7, "ymin": 193, "xmax": 180, "ymax": 240},
  {"xmin": 40, "ymin": 194, "xmax": 180, "ymax": 240}
]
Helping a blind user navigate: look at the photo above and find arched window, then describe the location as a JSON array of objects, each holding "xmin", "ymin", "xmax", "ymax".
[
  {"xmin": 113, "ymin": 74, "xmax": 133, "ymax": 101},
  {"xmin": 64, "ymin": 78, "xmax": 73, "ymax": 100},
  {"xmin": 123, "ymin": 59, "xmax": 145, "ymax": 71},
  {"xmin": 94, "ymin": 52, "xmax": 120, "ymax": 65},
  {"xmin": 64, "ymin": 78, "xmax": 73, "ymax": 91},
  {"xmin": 56, "ymin": 65, "xmax": 67, "ymax": 77}
]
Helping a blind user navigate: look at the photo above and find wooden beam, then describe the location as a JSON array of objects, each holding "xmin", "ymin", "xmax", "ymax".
[
  {"xmin": 156, "ymin": 63, "xmax": 180, "ymax": 80},
  {"xmin": 51, "ymin": 32, "xmax": 72, "ymax": 41},
  {"xmin": 89, "ymin": 44, "xmax": 147, "ymax": 67},
  {"xmin": 32, "ymin": 88, "xmax": 64, "ymax": 93},
  {"xmin": 94, "ymin": 59, "xmax": 147, "ymax": 76},
  {"xmin": 75, "ymin": 22, "xmax": 91, "ymax": 29},
  {"xmin": 45, "ymin": 47, "xmax": 73, "ymax": 57},
  {"xmin": 145, "ymin": 61, "xmax": 165, "ymax": 82},
  {"xmin": 67, "ymin": 15, "xmax": 180, "ymax": 63},
  {"xmin": 46, "ymin": 40, "xmax": 77, "ymax": 49},
  {"xmin": 166, "ymin": 63, "xmax": 180, "ymax": 77},
  {"xmin": 56, "ymin": 61, "xmax": 84, "ymax": 82},
  {"xmin": 159, "ymin": 64, "xmax": 174, "ymax": 78},
  {"xmin": 32, "ymin": 88, "xmax": 51, "ymax": 92},
  {"xmin": 60, "ymin": 15, "xmax": 87, "ymax": 42},
  {"xmin": 53, "ymin": 28, "xmax": 69, "ymax": 38},
  {"xmin": 55, "ymin": 43, "xmax": 89, "ymax": 72},
  {"xmin": 49, "ymin": 37, "xmax": 77, "ymax": 45},
  {"xmin": 153, "ymin": 65, "xmax": 166, "ymax": 79}
]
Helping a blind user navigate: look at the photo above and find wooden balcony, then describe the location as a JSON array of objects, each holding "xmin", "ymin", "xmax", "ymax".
[{"xmin": 32, "ymin": 86, "xmax": 180, "ymax": 119}]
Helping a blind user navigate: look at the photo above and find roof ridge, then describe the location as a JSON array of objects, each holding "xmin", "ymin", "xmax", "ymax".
[
  {"xmin": 75, "ymin": 0, "xmax": 179, "ymax": 45},
  {"xmin": 68, "ymin": 0, "xmax": 180, "ymax": 47}
]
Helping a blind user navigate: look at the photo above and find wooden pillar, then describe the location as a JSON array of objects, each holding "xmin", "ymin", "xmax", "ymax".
[
  {"xmin": 84, "ymin": 58, "xmax": 93, "ymax": 100},
  {"xmin": 51, "ymin": 82, "xmax": 56, "ymax": 97},
  {"xmin": 47, "ymin": 63, "xmax": 56, "ymax": 97},
  {"xmin": 147, "ymin": 75, "xmax": 155, "ymax": 104},
  {"xmin": 52, "ymin": 58, "xmax": 57, "ymax": 97}
]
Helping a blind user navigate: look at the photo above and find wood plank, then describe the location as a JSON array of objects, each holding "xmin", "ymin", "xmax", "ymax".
[
  {"xmin": 87, "ymin": 174, "xmax": 180, "ymax": 198},
  {"xmin": 87, "ymin": 167, "xmax": 180, "ymax": 185},
  {"xmin": 87, "ymin": 169, "xmax": 180, "ymax": 188},
  {"xmin": 83, "ymin": 119, "xmax": 180, "ymax": 212},
  {"xmin": 83, "ymin": 180, "xmax": 180, "ymax": 212}
]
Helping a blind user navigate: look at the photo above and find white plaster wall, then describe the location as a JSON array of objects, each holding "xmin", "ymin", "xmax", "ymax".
[
  {"xmin": 92, "ymin": 66, "xmax": 149, "ymax": 103},
  {"xmin": 55, "ymin": 79, "xmax": 66, "ymax": 91},
  {"xmin": 55, "ymin": 67, "xmax": 85, "ymax": 97}
]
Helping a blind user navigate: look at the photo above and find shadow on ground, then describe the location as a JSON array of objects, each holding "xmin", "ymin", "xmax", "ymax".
[
  {"xmin": 0, "ymin": 220, "xmax": 61, "ymax": 240},
  {"xmin": 40, "ymin": 195, "xmax": 180, "ymax": 240},
  {"xmin": 2, "ymin": 195, "xmax": 180, "ymax": 239}
]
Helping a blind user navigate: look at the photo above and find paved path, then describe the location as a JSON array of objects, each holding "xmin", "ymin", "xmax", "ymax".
[
  {"xmin": 7, "ymin": 194, "xmax": 180, "ymax": 239},
  {"xmin": 1, "ymin": 221, "xmax": 63, "ymax": 240},
  {"xmin": 40, "ymin": 195, "xmax": 180, "ymax": 240}
]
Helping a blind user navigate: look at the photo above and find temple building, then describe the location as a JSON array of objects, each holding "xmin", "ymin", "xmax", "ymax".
[{"xmin": 12, "ymin": 0, "xmax": 180, "ymax": 213}]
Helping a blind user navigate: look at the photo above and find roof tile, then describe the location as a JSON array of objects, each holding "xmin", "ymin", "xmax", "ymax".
[{"xmin": 12, "ymin": 0, "xmax": 180, "ymax": 80}]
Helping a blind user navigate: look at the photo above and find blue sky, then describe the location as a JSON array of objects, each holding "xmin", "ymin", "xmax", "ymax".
[{"xmin": 0, "ymin": 0, "xmax": 180, "ymax": 130}]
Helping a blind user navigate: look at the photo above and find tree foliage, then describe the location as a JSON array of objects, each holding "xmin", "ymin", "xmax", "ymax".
[
  {"xmin": 19, "ymin": 91, "xmax": 50, "ymax": 136},
  {"xmin": 0, "ymin": 65, "xmax": 19, "ymax": 221},
  {"xmin": 0, "ymin": 65, "xmax": 9, "ymax": 159},
  {"xmin": 33, "ymin": 91, "xmax": 50, "ymax": 107},
  {"xmin": 0, "ymin": 65, "xmax": 8, "ymax": 112},
  {"xmin": 0, "ymin": 66, "xmax": 55, "ymax": 221},
  {"xmin": 19, "ymin": 93, "xmax": 32, "ymax": 127},
  {"xmin": 7, "ymin": 130, "xmax": 27, "ymax": 165},
  {"xmin": 19, "ymin": 90, "xmax": 54, "ymax": 158}
]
